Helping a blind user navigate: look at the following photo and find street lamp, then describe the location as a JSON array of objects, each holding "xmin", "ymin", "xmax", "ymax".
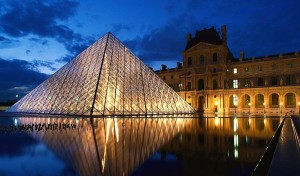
[
  {"xmin": 280, "ymin": 102, "xmax": 283, "ymax": 114},
  {"xmin": 248, "ymin": 102, "xmax": 251, "ymax": 115}
]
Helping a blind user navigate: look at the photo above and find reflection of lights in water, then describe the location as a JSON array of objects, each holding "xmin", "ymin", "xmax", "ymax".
[
  {"xmin": 234, "ymin": 149, "xmax": 238, "ymax": 159},
  {"xmin": 179, "ymin": 133, "xmax": 182, "ymax": 143},
  {"xmin": 233, "ymin": 117, "xmax": 238, "ymax": 132},
  {"xmin": 14, "ymin": 118, "xmax": 18, "ymax": 126},
  {"xmin": 264, "ymin": 118, "xmax": 266, "ymax": 124},
  {"xmin": 214, "ymin": 117, "xmax": 219, "ymax": 126},
  {"xmin": 234, "ymin": 134, "xmax": 239, "ymax": 147},
  {"xmin": 227, "ymin": 151, "xmax": 230, "ymax": 157},
  {"xmin": 246, "ymin": 136, "xmax": 249, "ymax": 144},
  {"xmin": 248, "ymin": 118, "xmax": 251, "ymax": 123},
  {"xmin": 75, "ymin": 118, "xmax": 79, "ymax": 124}
]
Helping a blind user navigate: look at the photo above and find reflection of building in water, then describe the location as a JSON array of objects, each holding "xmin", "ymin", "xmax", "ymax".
[
  {"xmin": 160, "ymin": 117, "xmax": 281, "ymax": 175},
  {"xmin": 155, "ymin": 25, "xmax": 300, "ymax": 115},
  {"xmin": 7, "ymin": 33, "xmax": 194, "ymax": 116},
  {"xmin": 17, "ymin": 116, "xmax": 191, "ymax": 176}
]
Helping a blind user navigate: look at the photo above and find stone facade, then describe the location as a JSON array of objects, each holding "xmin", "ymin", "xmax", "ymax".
[{"xmin": 155, "ymin": 26, "xmax": 300, "ymax": 116}]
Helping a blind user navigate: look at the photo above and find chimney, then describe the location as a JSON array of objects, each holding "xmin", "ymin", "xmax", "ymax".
[
  {"xmin": 239, "ymin": 51, "xmax": 244, "ymax": 61},
  {"xmin": 177, "ymin": 62, "xmax": 182, "ymax": 69},
  {"xmin": 186, "ymin": 33, "xmax": 192, "ymax": 42},
  {"xmin": 221, "ymin": 25, "xmax": 227, "ymax": 44},
  {"xmin": 161, "ymin": 64, "xmax": 167, "ymax": 71}
]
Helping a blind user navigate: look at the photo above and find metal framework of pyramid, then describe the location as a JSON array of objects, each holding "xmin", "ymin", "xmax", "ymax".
[{"xmin": 7, "ymin": 33, "xmax": 194, "ymax": 116}]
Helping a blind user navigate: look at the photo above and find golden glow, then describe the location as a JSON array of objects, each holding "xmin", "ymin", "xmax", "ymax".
[
  {"xmin": 263, "ymin": 103, "xmax": 266, "ymax": 106},
  {"xmin": 248, "ymin": 102, "xmax": 251, "ymax": 106},
  {"xmin": 298, "ymin": 102, "xmax": 300, "ymax": 106},
  {"xmin": 233, "ymin": 117, "xmax": 238, "ymax": 132},
  {"xmin": 280, "ymin": 102, "xmax": 283, "ymax": 106},
  {"xmin": 214, "ymin": 116, "xmax": 220, "ymax": 126},
  {"xmin": 214, "ymin": 101, "xmax": 219, "ymax": 106}
]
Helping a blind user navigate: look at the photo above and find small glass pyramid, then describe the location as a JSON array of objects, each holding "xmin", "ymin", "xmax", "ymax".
[{"xmin": 7, "ymin": 33, "xmax": 194, "ymax": 116}]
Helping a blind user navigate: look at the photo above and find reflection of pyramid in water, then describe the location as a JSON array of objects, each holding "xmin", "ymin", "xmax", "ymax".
[{"xmin": 7, "ymin": 33, "xmax": 194, "ymax": 115}]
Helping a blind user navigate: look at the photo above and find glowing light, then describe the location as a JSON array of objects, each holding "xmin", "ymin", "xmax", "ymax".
[
  {"xmin": 280, "ymin": 102, "xmax": 283, "ymax": 106},
  {"xmin": 234, "ymin": 134, "xmax": 239, "ymax": 147},
  {"xmin": 214, "ymin": 117, "xmax": 220, "ymax": 126},
  {"xmin": 234, "ymin": 149, "xmax": 238, "ymax": 159},
  {"xmin": 214, "ymin": 101, "xmax": 219, "ymax": 106},
  {"xmin": 233, "ymin": 117, "xmax": 238, "ymax": 132},
  {"xmin": 14, "ymin": 118, "xmax": 17, "ymax": 126},
  {"xmin": 233, "ymin": 94, "xmax": 238, "ymax": 106}
]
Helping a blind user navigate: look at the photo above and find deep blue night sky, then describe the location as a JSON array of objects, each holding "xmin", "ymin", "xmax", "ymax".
[{"xmin": 0, "ymin": 0, "xmax": 299, "ymax": 101}]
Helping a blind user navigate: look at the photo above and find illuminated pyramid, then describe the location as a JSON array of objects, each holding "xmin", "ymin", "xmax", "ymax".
[{"xmin": 7, "ymin": 33, "xmax": 194, "ymax": 116}]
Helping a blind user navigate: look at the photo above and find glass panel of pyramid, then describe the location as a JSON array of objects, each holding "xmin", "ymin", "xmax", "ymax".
[{"xmin": 7, "ymin": 33, "xmax": 194, "ymax": 116}]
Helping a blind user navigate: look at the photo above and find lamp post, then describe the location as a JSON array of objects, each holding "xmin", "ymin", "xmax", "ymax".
[
  {"xmin": 298, "ymin": 102, "xmax": 300, "ymax": 114},
  {"xmin": 248, "ymin": 102, "xmax": 251, "ymax": 115},
  {"xmin": 280, "ymin": 102, "xmax": 283, "ymax": 114}
]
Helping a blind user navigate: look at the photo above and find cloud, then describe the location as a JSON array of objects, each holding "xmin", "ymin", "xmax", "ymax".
[
  {"xmin": 0, "ymin": 58, "xmax": 48, "ymax": 101},
  {"xmin": 123, "ymin": 14, "xmax": 202, "ymax": 64},
  {"xmin": 111, "ymin": 23, "xmax": 135, "ymax": 35},
  {"xmin": 32, "ymin": 59, "xmax": 57, "ymax": 72},
  {"xmin": 0, "ymin": 0, "xmax": 94, "ymax": 58}
]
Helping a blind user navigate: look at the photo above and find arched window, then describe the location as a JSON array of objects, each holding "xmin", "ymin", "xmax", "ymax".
[
  {"xmin": 229, "ymin": 94, "xmax": 238, "ymax": 108},
  {"xmin": 269, "ymin": 93, "xmax": 279, "ymax": 108},
  {"xmin": 243, "ymin": 94, "xmax": 250, "ymax": 108},
  {"xmin": 255, "ymin": 94, "xmax": 264, "ymax": 108},
  {"xmin": 198, "ymin": 79, "xmax": 204, "ymax": 90},
  {"xmin": 187, "ymin": 57, "xmax": 192, "ymax": 66},
  {"xmin": 285, "ymin": 93, "xmax": 296, "ymax": 108},
  {"xmin": 199, "ymin": 55, "xmax": 204, "ymax": 65},
  {"xmin": 213, "ymin": 53, "xmax": 218, "ymax": 62}
]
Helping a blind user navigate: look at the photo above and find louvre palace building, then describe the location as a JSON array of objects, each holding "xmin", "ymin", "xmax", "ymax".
[{"xmin": 155, "ymin": 26, "xmax": 300, "ymax": 116}]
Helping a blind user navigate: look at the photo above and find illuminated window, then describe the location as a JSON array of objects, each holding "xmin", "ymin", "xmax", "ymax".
[
  {"xmin": 233, "ymin": 94, "xmax": 238, "ymax": 106},
  {"xmin": 233, "ymin": 80, "xmax": 238, "ymax": 88},
  {"xmin": 179, "ymin": 83, "xmax": 183, "ymax": 90},
  {"xmin": 233, "ymin": 68, "xmax": 237, "ymax": 74}
]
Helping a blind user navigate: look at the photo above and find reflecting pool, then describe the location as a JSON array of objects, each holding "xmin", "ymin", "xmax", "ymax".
[{"xmin": 0, "ymin": 116, "xmax": 281, "ymax": 176}]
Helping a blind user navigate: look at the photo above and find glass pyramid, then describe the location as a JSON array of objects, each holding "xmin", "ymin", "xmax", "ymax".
[{"xmin": 7, "ymin": 33, "xmax": 194, "ymax": 116}]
